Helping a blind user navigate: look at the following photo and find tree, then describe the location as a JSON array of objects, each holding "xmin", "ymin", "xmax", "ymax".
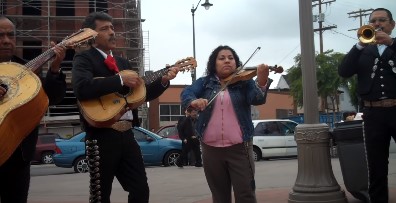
[
  {"xmin": 287, "ymin": 50, "xmax": 347, "ymax": 122},
  {"xmin": 288, "ymin": 54, "xmax": 304, "ymax": 108}
]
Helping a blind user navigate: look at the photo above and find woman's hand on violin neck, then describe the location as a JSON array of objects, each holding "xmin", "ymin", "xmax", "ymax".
[
  {"xmin": 190, "ymin": 98, "xmax": 209, "ymax": 111},
  {"xmin": 256, "ymin": 64, "xmax": 269, "ymax": 86}
]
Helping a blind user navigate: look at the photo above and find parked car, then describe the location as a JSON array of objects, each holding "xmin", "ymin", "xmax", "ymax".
[
  {"xmin": 53, "ymin": 127, "xmax": 182, "ymax": 173},
  {"xmin": 53, "ymin": 131, "xmax": 87, "ymax": 173},
  {"xmin": 134, "ymin": 127, "xmax": 182, "ymax": 166},
  {"xmin": 252, "ymin": 119, "xmax": 298, "ymax": 161},
  {"xmin": 33, "ymin": 133, "xmax": 61, "ymax": 164},
  {"xmin": 156, "ymin": 124, "xmax": 179, "ymax": 139}
]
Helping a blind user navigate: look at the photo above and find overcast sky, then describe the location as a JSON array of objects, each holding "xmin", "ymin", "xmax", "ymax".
[{"xmin": 141, "ymin": 0, "xmax": 395, "ymax": 87}]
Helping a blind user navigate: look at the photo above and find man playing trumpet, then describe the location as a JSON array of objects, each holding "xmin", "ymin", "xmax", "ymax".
[{"xmin": 338, "ymin": 8, "xmax": 396, "ymax": 203}]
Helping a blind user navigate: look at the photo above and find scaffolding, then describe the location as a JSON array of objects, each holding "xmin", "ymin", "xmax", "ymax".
[
  {"xmin": 0, "ymin": 0, "xmax": 147, "ymax": 132},
  {"xmin": 143, "ymin": 30, "xmax": 150, "ymax": 71}
]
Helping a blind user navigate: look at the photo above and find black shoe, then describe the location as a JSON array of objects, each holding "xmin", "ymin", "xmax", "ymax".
[{"xmin": 195, "ymin": 163, "xmax": 203, "ymax": 167}]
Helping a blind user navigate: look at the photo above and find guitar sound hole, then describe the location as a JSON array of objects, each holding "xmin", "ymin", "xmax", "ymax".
[{"xmin": 0, "ymin": 83, "xmax": 8, "ymax": 93}]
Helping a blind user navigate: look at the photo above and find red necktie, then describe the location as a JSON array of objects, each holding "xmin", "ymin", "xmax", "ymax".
[{"xmin": 104, "ymin": 55, "xmax": 119, "ymax": 73}]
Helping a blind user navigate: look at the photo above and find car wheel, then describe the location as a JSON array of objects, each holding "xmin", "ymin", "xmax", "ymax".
[
  {"xmin": 41, "ymin": 152, "xmax": 54, "ymax": 164},
  {"xmin": 163, "ymin": 150, "xmax": 181, "ymax": 166},
  {"xmin": 73, "ymin": 157, "xmax": 89, "ymax": 173},
  {"xmin": 253, "ymin": 147, "xmax": 262, "ymax": 162}
]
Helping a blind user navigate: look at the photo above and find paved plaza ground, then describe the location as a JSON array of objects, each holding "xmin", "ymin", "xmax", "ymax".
[{"xmin": 28, "ymin": 153, "xmax": 396, "ymax": 203}]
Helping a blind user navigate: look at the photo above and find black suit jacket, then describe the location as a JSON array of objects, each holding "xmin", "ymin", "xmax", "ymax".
[
  {"xmin": 339, "ymin": 39, "xmax": 396, "ymax": 100},
  {"xmin": 72, "ymin": 47, "xmax": 169, "ymax": 130},
  {"xmin": 9, "ymin": 56, "xmax": 66, "ymax": 162},
  {"xmin": 178, "ymin": 116, "xmax": 196, "ymax": 140}
]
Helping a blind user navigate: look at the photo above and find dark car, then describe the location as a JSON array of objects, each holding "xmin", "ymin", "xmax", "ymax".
[
  {"xmin": 33, "ymin": 133, "xmax": 61, "ymax": 164},
  {"xmin": 53, "ymin": 127, "xmax": 182, "ymax": 173}
]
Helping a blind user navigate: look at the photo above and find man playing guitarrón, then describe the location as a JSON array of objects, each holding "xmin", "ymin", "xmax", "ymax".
[{"xmin": 0, "ymin": 16, "xmax": 67, "ymax": 203}]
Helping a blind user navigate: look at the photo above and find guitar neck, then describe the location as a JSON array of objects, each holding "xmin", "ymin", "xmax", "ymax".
[
  {"xmin": 142, "ymin": 67, "xmax": 169, "ymax": 84},
  {"xmin": 24, "ymin": 48, "xmax": 56, "ymax": 72}
]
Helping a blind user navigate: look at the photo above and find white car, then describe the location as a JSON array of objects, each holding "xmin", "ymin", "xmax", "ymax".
[{"xmin": 252, "ymin": 119, "xmax": 298, "ymax": 161}]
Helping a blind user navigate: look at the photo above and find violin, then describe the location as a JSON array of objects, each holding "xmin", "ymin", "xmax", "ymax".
[{"xmin": 221, "ymin": 65, "xmax": 283, "ymax": 86}]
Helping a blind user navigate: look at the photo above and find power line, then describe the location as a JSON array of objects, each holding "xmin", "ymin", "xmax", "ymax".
[
  {"xmin": 347, "ymin": 8, "xmax": 374, "ymax": 31},
  {"xmin": 330, "ymin": 29, "xmax": 356, "ymax": 41},
  {"xmin": 277, "ymin": 43, "xmax": 300, "ymax": 67}
]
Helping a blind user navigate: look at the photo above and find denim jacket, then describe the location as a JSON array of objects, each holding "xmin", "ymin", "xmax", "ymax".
[{"xmin": 180, "ymin": 75, "xmax": 268, "ymax": 142}]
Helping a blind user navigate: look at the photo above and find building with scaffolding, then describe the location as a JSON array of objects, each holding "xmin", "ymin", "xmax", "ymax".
[{"xmin": 0, "ymin": 0, "xmax": 147, "ymax": 136}]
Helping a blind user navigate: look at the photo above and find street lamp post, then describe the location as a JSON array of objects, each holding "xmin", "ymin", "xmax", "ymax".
[
  {"xmin": 191, "ymin": 0, "xmax": 213, "ymax": 82},
  {"xmin": 288, "ymin": 0, "xmax": 347, "ymax": 202}
]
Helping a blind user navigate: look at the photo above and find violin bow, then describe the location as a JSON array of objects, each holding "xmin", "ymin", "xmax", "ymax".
[{"xmin": 206, "ymin": 47, "xmax": 261, "ymax": 106}]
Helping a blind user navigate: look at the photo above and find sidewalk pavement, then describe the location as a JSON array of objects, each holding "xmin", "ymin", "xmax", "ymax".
[
  {"xmin": 195, "ymin": 187, "xmax": 396, "ymax": 203},
  {"xmin": 29, "ymin": 154, "xmax": 396, "ymax": 203}
]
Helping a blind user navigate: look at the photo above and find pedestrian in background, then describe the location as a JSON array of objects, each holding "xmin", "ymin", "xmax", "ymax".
[{"xmin": 176, "ymin": 108, "xmax": 202, "ymax": 168}]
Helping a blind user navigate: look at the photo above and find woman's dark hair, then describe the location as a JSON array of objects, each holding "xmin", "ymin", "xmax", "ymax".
[
  {"xmin": 370, "ymin": 8, "xmax": 393, "ymax": 21},
  {"xmin": 205, "ymin": 45, "xmax": 242, "ymax": 76},
  {"xmin": 82, "ymin": 12, "xmax": 113, "ymax": 29}
]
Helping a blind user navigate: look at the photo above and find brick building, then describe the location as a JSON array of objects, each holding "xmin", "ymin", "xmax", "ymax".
[{"xmin": 1, "ymin": 0, "xmax": 146, "ymax": 136}]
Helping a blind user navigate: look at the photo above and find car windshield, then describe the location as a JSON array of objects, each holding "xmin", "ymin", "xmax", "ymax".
[
  {"xmin": 57, "ymin": 132, "xmax": 85, "ymax": 141},
  {"xmin": 157, "ymin": 126, "xmax": 177, "ymax": 138}
]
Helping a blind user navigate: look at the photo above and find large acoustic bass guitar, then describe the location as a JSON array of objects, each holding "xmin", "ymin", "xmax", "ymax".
[
  {"xmin": 0, "ymin": 28, "xmax": 97, "ymax": 166},
  {"xmin": 78, "ymin": 57, "xmax": 197, "ymax": 128}
]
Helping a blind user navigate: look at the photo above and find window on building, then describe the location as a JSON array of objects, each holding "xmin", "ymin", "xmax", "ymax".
[
  {"xmin": 89, "ymin": 0, "xmax": 108, "ymax": 13},
  {"xmin": 23, "ymin": 0, "xmax": 41, "ymax": 16},
  {"xmin": 46, "ymin": 88, "xmax": 79, "ymax": 118},
  {"xmin": 159, "ymin": 104, "xmax": 183, "ymax": 126},
  {"xmin": 23, "ymin": 41, "xmax": 41, "ymax": 61},
  {"xmin": 56, "ymin": 1, "xmax": 74, "ymax": 16}
]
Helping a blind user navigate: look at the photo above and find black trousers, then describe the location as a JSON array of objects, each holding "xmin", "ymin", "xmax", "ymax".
[
  {"xmin": 363, "ymin": 106, "xmax": 396, "ymax": 203},
  {"xmin": 86, "ymin": 128, "xmax": 149, "ymax": 203},
  {"xmin": 0, "ymin": 148, "xmax": 31, "ymax": 203},
  {"xmin": 177, "ymin": 138, "xmax": 202, "ymax": 166}
]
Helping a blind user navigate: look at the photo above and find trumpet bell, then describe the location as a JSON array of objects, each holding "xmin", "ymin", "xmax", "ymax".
[{"xmin": 358, "ymin": 25, "xmax": 376, "ymax": 44}]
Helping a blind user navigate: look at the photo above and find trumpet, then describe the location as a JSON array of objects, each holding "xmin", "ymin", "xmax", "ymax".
[{"xmin": 357, "ymin": 25, "xmax": 383, "ymax": 44}]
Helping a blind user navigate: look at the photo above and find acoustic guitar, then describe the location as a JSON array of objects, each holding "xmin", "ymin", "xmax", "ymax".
[
  {"xmin": 78, "ymin": 57, "xmax": 197, "ymax": 128},
  {"xmin": 0, "ymin": 28, "xmax": 98, "ymax": 166}
]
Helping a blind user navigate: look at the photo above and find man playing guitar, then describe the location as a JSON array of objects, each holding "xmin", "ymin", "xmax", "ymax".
[{"xmin": 0, "ymin": 16, "xmax": 67, "ymax": 203}]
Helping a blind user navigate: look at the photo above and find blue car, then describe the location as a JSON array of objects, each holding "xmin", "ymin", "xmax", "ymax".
[
  {"xmin": 53, "ymin": 127, "xmax": 182, "ymax": 173},
  {"xmin": 53, "ymin": 131, "xmax": 87, "ymax": 173}
]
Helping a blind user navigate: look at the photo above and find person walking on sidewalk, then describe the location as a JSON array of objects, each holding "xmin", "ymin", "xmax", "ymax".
[
  {"xmin": 176, "ymin": 108, "xmax": 202, "ymax": 168},
  {"xmin": 338, "ymin": 8, "xmax": 396, "ymax": 203}
]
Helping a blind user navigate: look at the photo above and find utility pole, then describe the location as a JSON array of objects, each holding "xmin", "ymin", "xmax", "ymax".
[
  {"xmin": 312, "ymin": 0, "xmax": 337, "ymax": 54},
  {"xmin": 347, "ymin": 8, "xmax": 374, "ymax": 31}
]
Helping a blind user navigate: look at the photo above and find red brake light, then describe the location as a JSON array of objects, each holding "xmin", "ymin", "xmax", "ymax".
[{"xmin": 54, "ymin": 146, "xmax": 62, "ymax": 154}]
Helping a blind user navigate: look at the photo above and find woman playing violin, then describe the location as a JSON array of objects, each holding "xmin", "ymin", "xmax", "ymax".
[{"xmin": 180, "ymin": 45, "xmax": 271, "ymax": 203}]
